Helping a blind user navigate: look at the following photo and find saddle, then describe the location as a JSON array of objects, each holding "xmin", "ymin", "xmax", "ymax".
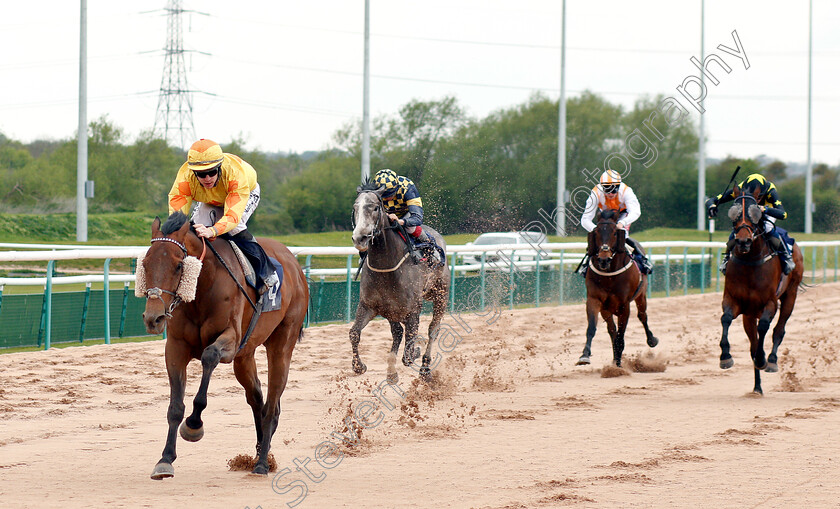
[{"xmin": 226, "ymin": 238, "xmax": 284, "ymax": 312}]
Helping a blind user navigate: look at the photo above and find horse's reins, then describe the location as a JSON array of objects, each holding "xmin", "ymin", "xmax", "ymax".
[
  {"xmin": 355, "ymin": 191, "xmax": 417, "ymax": 274},
  {"xmin": 587, "ymin": 219, "xmax": 638, "ymax": 278},
  {"xmin": 203, "ymin": 236, "xmax": 262, "ymax": 353}
]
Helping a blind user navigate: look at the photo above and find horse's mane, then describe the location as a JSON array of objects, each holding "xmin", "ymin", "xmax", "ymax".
[
  {"xmin": 599, "ymin": 209, "xmax": 618, "ymax": 222},
  {"xmin": 358, "ymin": 178, "xmax": 382, "ymax": 193},
  {"xmin": 161, "ymin": 212, "xmax": 190, "ymax": 235}
]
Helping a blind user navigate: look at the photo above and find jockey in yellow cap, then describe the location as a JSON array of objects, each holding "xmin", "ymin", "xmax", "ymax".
[
  {"xmin": 706, "ymin": 173, "xmax": 795, "ymax": 275},
  {"xmin": 580, "ymin": 170, "xmax": 653, "ymax": 274},
  {"xmin": 168, "ymin": 139, "xmax": 279, "ymax": 295}
]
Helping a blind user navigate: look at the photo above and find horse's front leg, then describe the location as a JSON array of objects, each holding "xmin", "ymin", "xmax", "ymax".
[
  {"xmin": 719, "ymin": 299, "xmax": 739, "ymax": 369},
  {"xmin": 577, "ymin": 297, "xmax": 601, "ymax": 365},
  {"xmin": 349, "ymin": 302, "xmax": 376, "ymax": 375},
  {"xmin": 742, "ymin": 314, "xmax": 764, "ymax": 395},
  {"xmin": 385, "ymin": 320, "xmax": 404, "ymax": 384},
  {"xmin": 181, "ymin": 328, "xmax": 237, "ymax": 442},
  {"xmin": 151, "ymin": 339, "xmax": 191, "ymax": 480},
  {"xmin": 753, "ymin": 300, "xmax": 777, "ymax": 373},
  {"xmin": 612, "ymin": 305, "xmax": 631, "ymax": 367}
]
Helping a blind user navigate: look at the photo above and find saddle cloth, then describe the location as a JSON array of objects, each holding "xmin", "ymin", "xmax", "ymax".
[{"xmin": 228, "ymin": 240, "xmax": 284, "ymax": 312}]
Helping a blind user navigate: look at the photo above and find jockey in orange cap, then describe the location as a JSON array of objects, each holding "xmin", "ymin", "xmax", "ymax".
[
  {"xmin": 580, "ymin": 170, "xmax": 653, "ymax": 274},
  {"xmin": 168, "ymin": 139, "xmax": 279, "ymax": 295}
]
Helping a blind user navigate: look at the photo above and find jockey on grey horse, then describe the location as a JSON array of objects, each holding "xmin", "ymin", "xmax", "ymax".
[{"xmin": 370, "ymin": 169, "xmax": 442, "ymax": 265}]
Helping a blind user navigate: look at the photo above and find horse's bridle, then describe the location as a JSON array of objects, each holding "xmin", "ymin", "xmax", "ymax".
[
  {"xmin": 733, "ymin": 193, "xmax": 759, "ymax": 241},
  {"xmin": 353, "ymin": 191, "xmax": 385, "ymax": 244},
  {"xmin": 144, "ymin": 235, "xmax": 206, "ymax": 318},
  {"xmin": 594, "ymin": 219, "xmax": 618, "ymax": 264}
]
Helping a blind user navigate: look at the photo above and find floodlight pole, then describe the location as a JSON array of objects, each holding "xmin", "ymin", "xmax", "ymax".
[
  {"xmin": 361, "ymin": 0, "xmax": 371, "ymax": 182},
  {"xmin": 805, "ymin": 0, "xmax": 813, "ymax": 233},
  {"xmin": 77, "ymin": 0, "xmax": 88, "ymax": 242},
  {"xmin": 697, "ymin": 0, "xmax": 706, "ymax": 231},
  {"xmin": 556, "ymin": 0, "xmax": 567, "ymax": 236}
]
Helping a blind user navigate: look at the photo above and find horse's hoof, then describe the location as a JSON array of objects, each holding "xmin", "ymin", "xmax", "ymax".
[
  {"xmin": 720, "ymin": 357, "xmax": 734, "ymax": 370},
  {"xmin": 647, "ymin": 336, "xmax": 659, "ymax": 348},
  {"xmin": 179, "ymin": 422, "xmax": 204, "ymax": 442},
  {"xmin": 150, "ymin": 462, "xmax": 174, "ymax": 480},
  {"xmin": 386, "ymin": 372, "xmax": 399, "ymax": 384},
  {"xmin": 251, "ymin": 462, "xmax": 269, "ymax": 476},
  {"xmin": 765, "ymin": 363, "xmax": 779, "ymax": 373},
  {"xmin": 754, "ymin": 360, "xmax": 768, "ymax": 371},
  {"xmin": 576, "ymin": 356, "xmax": 591, "ymax": 366},
  {"xmin": 419, "ymin": 366, "xmax": 432, "ymax": 381},
  {"xmin": 352, "ymin": 359, "xmax": 367, "ymax": 375}
]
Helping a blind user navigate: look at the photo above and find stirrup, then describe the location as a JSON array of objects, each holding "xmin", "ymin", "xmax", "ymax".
[
  {"xmin": 781, "ymin": 255, "xmax": 794, "ymax": 275},
  {"xmin": 719, "ymin": 257, "xmax": 729, "ymax": 275}
]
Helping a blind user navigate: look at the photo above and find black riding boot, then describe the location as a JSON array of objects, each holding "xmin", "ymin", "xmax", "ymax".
[
  {"xmin": 768, "ymin": 235, "xmax": 795, "ymax": 275},
  {"xmin": 627, "ymin": 237, "xmax": 653, "ymax": 274},
  {"xmin": 719, "ymin": 238, "xmax": 736, "ymax": 275},
  {"xmin": 226, "ymin": 230, "xmax": 276, "ymax": 294}
]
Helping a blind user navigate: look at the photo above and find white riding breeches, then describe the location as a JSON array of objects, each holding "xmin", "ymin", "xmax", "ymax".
[{"xmin": 191, "ymin": 183, "xmax": 261, "ymax": 235}]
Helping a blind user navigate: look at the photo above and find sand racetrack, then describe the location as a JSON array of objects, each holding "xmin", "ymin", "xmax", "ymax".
[{"xmin": 1, "ymin": 281, "xmax": 840, "ymax": 508}]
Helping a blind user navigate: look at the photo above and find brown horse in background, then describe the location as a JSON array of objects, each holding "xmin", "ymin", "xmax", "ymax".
[
  {"xmin": 717, "ymin": 189, "xmax": 804, "ymax": 395},
  {"xmin": 140, "ymin": 212, "xmax": 309, "ymax": 478},
  {"xmin": 577, "ymin": 210, "xmax": 658, "ymax": 366}
]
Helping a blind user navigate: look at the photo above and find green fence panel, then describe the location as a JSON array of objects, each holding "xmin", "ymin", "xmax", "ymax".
[{"xmin": 1, "ymin": 261, "xmax": 718, "ymax": 349}]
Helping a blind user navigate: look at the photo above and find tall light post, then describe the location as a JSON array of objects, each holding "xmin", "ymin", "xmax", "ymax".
[
  {"xmin": 805, "ymin": 0, "xmax": 813, "ymax": 233},
  {"xmin": 556, "ymin": 0, "xmax": 567, "ymax": 236},
  {"xmin": 697, "ymin": 0, "xmax": 706, "ymax": 231},
  {"xmin": 361, "ymin": 0, "xmax": 371, "ymax": 182},
  {"xmin": 77, "ymin": 0, "xmax": 89, "ymax": 242}
]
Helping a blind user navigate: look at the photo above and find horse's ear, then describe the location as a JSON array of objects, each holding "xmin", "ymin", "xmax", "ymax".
[
  {"xmin": 375, "ymin": 185, "xmax": 388, "ymax": 197},
  {"xmin": 151, "ymin": 217, "xmax": 162, "ymax": 236},
  {"xmin": 615, "ymin": 228, "xmax": 626, "ymax": 253},
  {"xmin": 587, "ymin": 230, "xmax": 597, "ymax": 256},
  {"xmin": 178, "ymin": 218, "xmax": 192, "ymax": 236},
  {"xmin": 356, "ymin": 185, "xmax": 363, "ymax": 194}
]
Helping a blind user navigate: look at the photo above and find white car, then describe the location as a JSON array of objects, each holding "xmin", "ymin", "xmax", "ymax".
[{"xmin": 463, "ymin": 231, "xmax": 549, "ymax": 268}]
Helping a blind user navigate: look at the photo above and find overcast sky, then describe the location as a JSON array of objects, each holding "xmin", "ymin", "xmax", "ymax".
[{"xmin": 1, "ymin": 0, "xmax": 838, "ymax": 166}]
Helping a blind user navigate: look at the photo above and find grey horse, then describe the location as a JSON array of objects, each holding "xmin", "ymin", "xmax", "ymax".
[{"xmin": 349, "ymin": 181, "xmax": 450, "ymax": 382}]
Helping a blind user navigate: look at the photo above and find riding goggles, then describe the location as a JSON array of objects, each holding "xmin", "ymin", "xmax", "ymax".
[
  {"xmin": 193, "ymin": 164, "xmax": 221, "ymax": 179},
  {"xmin": 602, "ymin": 184, "xmax": 619, "ymax": 194}
]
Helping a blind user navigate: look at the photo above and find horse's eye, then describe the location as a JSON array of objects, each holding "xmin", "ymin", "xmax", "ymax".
[{"xmin": 176, "ymin": 262, "xmax": 183, "ymax": 271}]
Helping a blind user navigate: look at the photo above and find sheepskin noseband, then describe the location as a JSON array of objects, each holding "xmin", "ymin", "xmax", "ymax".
[{"xmin": 134, "ymin": 251, "xmax": 203, "ymax": 302}]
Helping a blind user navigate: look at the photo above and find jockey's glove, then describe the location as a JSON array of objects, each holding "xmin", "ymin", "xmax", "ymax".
[{"xmin": 705, "ymin": 197, "xmax": 718, "ymax": 218}]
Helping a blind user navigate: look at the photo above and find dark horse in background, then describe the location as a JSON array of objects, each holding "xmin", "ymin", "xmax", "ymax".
[
  {"xmin": 140, "ymin": 212, "xmax": 309, "ymax": 478},
  {"xmin": 717, "ymin": 188, "xmax": 804, "ymax": 395},
  {"xmin": 577, "ymin": 209, "xmax": 658, "ymax": 367},
  {"xmin": 350, "ymin": 181, "xmax": 450, "ymax": 382}
]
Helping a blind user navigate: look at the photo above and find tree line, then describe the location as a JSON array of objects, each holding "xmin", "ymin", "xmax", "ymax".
[{"xmin": 1, "ymin": 93, "xmax": 838, "ymax": 235}]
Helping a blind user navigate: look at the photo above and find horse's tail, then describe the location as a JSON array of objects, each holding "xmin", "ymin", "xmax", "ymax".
[
  {"xmin": 798, "ymin": 281, "xmax": 815, "ymax": 293},
  {"xmin": 297, "ymin": 326, "xmax": 305, "ymax": 344}
]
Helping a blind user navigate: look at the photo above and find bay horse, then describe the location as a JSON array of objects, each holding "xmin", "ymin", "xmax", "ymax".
[
  {"xmin": 350, "ymin": 181, "xmax": 450, "ymax": 382},
  {"xmin": 717, "ymin": 189, "xmax": 804, "ymax": 395},
  {"xmin": 577, "ymin": 209, "xmax": 658, "ymax": 366},
  {"xmin": 139, "ymin": 212, "xmax": 309, "ymax": 478}
]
